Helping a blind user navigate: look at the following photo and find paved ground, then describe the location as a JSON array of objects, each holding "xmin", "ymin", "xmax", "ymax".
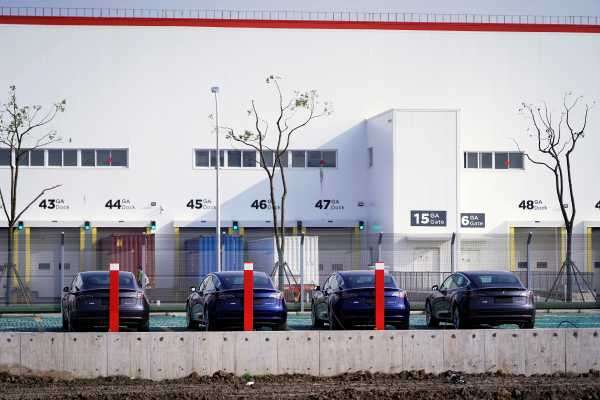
[
  {"xmin": 1, "ymin": 371, "xmax": 600, "ymax": 399},
  {"xmin": 0, "ymin": 311, "xmax": 599, "ymax": 332}
]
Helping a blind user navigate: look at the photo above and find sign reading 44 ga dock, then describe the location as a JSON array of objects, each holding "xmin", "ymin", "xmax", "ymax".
[
  {"xmin": 410, "ymin": 210, "xmax": 447, "ymax": 227},
  {"xmin": 461, "ymin": 213, "xmax": 485, "ymax": 228}
]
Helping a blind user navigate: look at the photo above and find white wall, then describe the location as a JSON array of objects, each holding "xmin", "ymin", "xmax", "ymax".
[{"xmin": 0, "ymin": 22, "xmax": 599, "ymax": 275}]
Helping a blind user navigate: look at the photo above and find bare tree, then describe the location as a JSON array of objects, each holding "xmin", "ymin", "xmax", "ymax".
[
  {"xmin": 223, "ymin": 76, "xmax": 331, "ymax": 289},
  {"xmin": 516, "ymin": 93, "xmax": 595, "ymax": 302},
  {"xmin": 0, "ymin": 85, "xmax": 66, "ymax": 305}
]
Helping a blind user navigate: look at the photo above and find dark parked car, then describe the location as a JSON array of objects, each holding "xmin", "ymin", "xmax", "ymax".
[
  {"xmin": 186, "ymin": 271, "xmax": 287, "ymax": 331},
  {"xmin": 311, "ymin": 271, "xmax": 410, "ymax": 330},
  {"xmin": 61, "ymin": 271, "xmax": 150, "ymax": 331},
  {"xmin": 425, "ymin": 271, "xmax": 535, "ymax": 329}
]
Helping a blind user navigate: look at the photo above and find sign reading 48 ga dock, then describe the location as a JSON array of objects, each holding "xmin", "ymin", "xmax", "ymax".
[{"xmin": 410, "ymin": 210, "xmax": 447, "ymax": 227}]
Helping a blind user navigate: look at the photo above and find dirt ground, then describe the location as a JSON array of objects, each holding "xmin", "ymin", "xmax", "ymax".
[{"xmin": 1, "ymin": 370, "xmax": 599, "ymax": 399}]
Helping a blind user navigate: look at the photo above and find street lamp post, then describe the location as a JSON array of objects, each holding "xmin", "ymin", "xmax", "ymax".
[{"xmin": 211, "ymin": 86, "xmax": 221, "ymax": 272}]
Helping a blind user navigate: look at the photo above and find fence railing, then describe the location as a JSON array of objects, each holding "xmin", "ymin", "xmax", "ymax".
[
  {"xmin": 0, "ymin": 7, "xmax": 598, "ymax": 26},
  {"xmin": 2, "ymin": 271, "xmax": 596, "ymax": 305}
]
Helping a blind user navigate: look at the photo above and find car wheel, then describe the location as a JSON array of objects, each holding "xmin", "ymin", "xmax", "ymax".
[
  {"xmin": 425, "ymin": 301, "xmax": 439, "ymax": 329},
  {"xmin": 203, "ymin": 310, "xmax": 213, "ymax": 331},
  {"xmin": 138, "ymin": 320, "xmax": 150, "ymax": 332},
  {"xmin": 311, "ymin": 307, "xmax": 324, "ymax": 329},
  {"xmin": 452, "ymin": 306, "xmax": 467, "ymax": 329},
  {"xmin": 274, "ymin": 322, "xmax": 288, "ymax": 331},
  {"xmin": 520, "ymin": 320, "xmax": 535, "ymax": 329},
  {"xmin": 328, "ymin": 306, "xmax": 341, "ymax": 330},
  {"xmin": 186, "ymin": 306, "xmax": 197, "ymax": 330},
  {"xmin": 62, "ymin": 313, "xmax": 68, "ymax": 331},
  {"xmin": 396, "ymin": 321, "xmax": 409, "ymax": 330}
]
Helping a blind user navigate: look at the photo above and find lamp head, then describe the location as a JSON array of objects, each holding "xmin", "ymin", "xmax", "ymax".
[{"xmin": 210, "ymin": 86, "xmax": 220, "ymax": 94}]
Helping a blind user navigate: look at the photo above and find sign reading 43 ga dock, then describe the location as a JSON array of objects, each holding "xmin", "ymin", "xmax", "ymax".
[{"xmin": 410, "ymin": 210, "xmax": 447, "ymax": 227}]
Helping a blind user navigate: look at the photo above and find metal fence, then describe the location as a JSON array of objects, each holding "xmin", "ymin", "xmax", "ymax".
[
  {"xmin": 0, "ymin": 7, "xmax": 599, "ymax": 26},
  {"xmin": 0, "ymin": 231, "xmax": 598, "ymax": 305}
]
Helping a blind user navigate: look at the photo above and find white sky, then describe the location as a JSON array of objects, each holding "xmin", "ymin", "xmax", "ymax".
[{"xmin": 0, "ymin": 0, "xmax": 599, "ymax": 16}]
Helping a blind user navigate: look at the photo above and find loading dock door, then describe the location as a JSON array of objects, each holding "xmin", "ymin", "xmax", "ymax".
[{"xmin": 410, "ymin": 248, "xmax": 441, "ymax": 290}]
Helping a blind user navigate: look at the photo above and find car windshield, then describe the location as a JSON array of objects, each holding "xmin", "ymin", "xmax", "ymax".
[
  {"xmin": 81, "ymin": 272, "xmax": 137, "ymax": 289},
  {"xmin": 342, "ymin": 274, "xmax": 397, "ymax": 289},
  {"xmin": 472, "ymin": 273, "xmax": 522, "ymax": 288},
  {"xmin": 219, "ymin": 274, "xmax": 274, "ymax": 290}
]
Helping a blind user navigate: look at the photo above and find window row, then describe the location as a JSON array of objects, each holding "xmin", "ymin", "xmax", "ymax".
[
  {"xmin": 194, "ymin": 149, "xmax": 337, "ymax": 168},
  {"xmin": 463, "ymin": 151, "xmax": 524, "ymax": 169},
  {"xmin": 0, "ymin": 149, "xmax": 128, "ymax": 167}
]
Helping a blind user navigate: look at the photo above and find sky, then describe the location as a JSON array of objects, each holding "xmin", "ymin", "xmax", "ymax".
[{"xmin": 0, "ymin": 0, "xmax": 599, "ymax": 17}]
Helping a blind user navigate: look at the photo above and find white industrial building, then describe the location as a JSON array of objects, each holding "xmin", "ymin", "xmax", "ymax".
[{"xmin": 0, "ymin": 8, "xmax": 599, "ymax": 300}]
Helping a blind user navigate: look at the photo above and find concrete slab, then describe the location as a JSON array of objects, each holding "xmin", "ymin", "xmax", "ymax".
[
  {"xmin": 107, "ymin": 333, "xmax": 151, "ymax": 379},
  {"xmin": 150, "ymin": 333, "xmax": 193, "ymax": 380},
  {"xmin": 402, "ymin": 330, "xmax": 444, "ymax": 373},
  {"xmin": 193, "ymin": 332, "xmax": 235, "ymax": 376},
  {"xmin": 357, "ymin": 331, "xmax": 403, "ymax": 374},
  {"xmin": 276, "ymin": 331, "xmax": 319, "ymax": 375},
  {"xmin": 443, "ymin": 330, "xmax": 484, "ymax": 373},
  {"xmin": 484, "ymin": 330, "xmax": 526, "ymax": 375},
  {"xmin": 524, "ymin": 329, "xmax": 565, "ymax": 375},
  {"xmin": 0, "ymin": 332, "xmax": 20, "ymax": 374},
  {"xmin": 566, "ymin": 328, "xmax": 600, "ymax": 374},
  {"xmin": 319, "ymin": 331, "xmax": 365, "ymax": 376},
  {"xmin": 20, "ymin": 333, "xmax": 64, "ymax": 375},
  {"xmin": 234, "ymin": 331, "xmax": 278, "ymax": 375},
  {"xmin": 64, "ymin": 333, "xmax": 108, "ymax": 378}
]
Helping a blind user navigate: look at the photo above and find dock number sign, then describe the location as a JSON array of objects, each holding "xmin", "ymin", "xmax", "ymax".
[
  {"xmin": 410, "ymin": 211, "xmax": 447, "ymax": 227},
  {"xmin": 461, "ymin": 213, "xmax": 486, "ymax": 228}
]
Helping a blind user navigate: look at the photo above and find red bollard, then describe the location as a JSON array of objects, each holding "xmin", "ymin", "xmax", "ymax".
[
  {"xmin": 375, "ymin": 262, "xmax": 385, "ymax": 330},
  {"xmin": 109, "ymin": 263, "xmax": 120, "ymax": 333},
  {"xmin": 243, "ymin": 262, "xmax": 254, "ymax": 331}
]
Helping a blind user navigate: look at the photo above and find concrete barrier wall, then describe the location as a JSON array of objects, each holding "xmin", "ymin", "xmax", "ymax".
[{"xmin": 0, "ymin": 328, "xmax": 598, "ymax": 380}]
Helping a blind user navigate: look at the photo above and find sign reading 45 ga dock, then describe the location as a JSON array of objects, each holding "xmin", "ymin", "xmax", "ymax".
[{"xmin": 410, "ymin": 210, "xmax": 447, "ymax": 227}]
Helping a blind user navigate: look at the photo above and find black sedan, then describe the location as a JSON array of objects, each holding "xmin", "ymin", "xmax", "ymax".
[
  {"xmin": 311, "ymin": 271, "xmax": 410, "ymax": 330},
  {"xmin": 425, "ymin": 271, "xmax": 535, "ymax": 329},
  {"xmin": 186, "ymin": 271, "xmax": 287, "ymax": 331},
  {"xmin": 61, "ymin": 271, "xmax": 150, "ymax": 331}
]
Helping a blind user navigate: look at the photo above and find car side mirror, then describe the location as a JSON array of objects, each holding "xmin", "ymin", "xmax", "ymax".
[
  {"xmin": 315, "ymin": 285, "xmax": 321, "ymax": 291},
  {"xmin": 63, "ymin": 286, "xmax": 69, "ymax": 293},
  {"xmin": 431, "ymin": 285, "xmax": 439, "ymax": 291}
]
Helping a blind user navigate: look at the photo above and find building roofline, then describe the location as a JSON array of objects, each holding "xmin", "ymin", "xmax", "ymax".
[{"xmin": 0, "ymin": 7, "xmax": 600, "ymax": 33}]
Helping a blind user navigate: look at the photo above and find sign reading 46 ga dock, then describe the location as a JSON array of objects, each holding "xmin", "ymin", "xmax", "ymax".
[{"xmin": 410, "ymin": 210, "xmax": 447, "ymax": 227}]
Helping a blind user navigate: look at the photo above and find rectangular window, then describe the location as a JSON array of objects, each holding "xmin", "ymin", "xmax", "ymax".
[
  {"xmin": 368, "ymin": 147, "xmax": 373, "ymax": 167},
  {"xmin": 97, "ymin": 149, "xmax": 127, "ymax": 167},
  {"xmin": 480, "ymin": 152, "xmax": 493, "ymax": 169},
  {"xmin": 536, "ymin": 261, "xmax": 548, "ymax": 269},
  {"xmin": 48, "ymin": 149, "xmax": 62, "ymax": 166},
  {"xmin": 291, "ymin": 151, "xmax": 305, "ymax": 168},
  {"xmin": 277, "ymin": 151, "xmax": 289, "ymax": 168},
  {"xmin": 209, "ymin": 150, "xmax": 224, "ymax": 168},
  {"xmin": 494, "ymin": 152, "xmax": 509, "ymax": 169},
  {"xmin": 517, "ymin": 261, "xmax": 528, "ymax": 269},
  {"xmin": 30, "ymin": 149, "xmax": 44, "ymax": 166},
  {"xmin": 242, "ymin": 150, "xmax": 256, "ymax": 167},
  {"xmin": 63, "ymin": 150, "xmax": 78, "ymax": 166},
  {"xmin": 306, "ymin": 151, "xmax": 321, "ymax": 167},
  {"xmin": 509, "ymin": 152, "xmax": 524, "ymax": 169},
  {"xmin": 81, "ymin": 150, "xmax": 95, "ymax": 166},
  {"xmin": 17, "ymin": 150, "xmax": 29, "ymax": 166},
  {"xmin": 321, "ymin": 151, "xmax": 337, "ymax": 167},
  {"xmin": 228, "ymin": 150, "xmax": 241, "ymax": 167},
  {"xmin": 110, "ymin": 150, "xmax": 128, "ymax": 167},
  {"xmin": 195, "ymin": 150, "xmax": 210, "ymax": 167},
  {"xmin": 465, "ymin": 152, "xmax": 478, "ymax": 168},
  {"xmin": 38, "ymin": 263, "xmax": 50, "ymax": 270},
  {"xmin": 0, "ymin": 149, "xmax": 10, "ymax": 166},
  {"xmin": 260, "ymin": 150, "xmax": 274, "ymax": 167}
]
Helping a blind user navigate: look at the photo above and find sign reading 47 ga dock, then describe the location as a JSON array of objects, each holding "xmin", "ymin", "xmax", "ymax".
[{"xmin": 410, "ymin": 210, "xmax": 447, "ymax": 227}]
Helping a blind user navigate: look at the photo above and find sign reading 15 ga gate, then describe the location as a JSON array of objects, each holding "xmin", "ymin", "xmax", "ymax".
[{"xmin": 410, "ymin": 210, "xmax": 447, "ymax": 227}]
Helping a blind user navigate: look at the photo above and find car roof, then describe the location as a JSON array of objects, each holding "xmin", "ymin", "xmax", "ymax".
[
  {"xmin": 212, "ymin": 271, "xmax": 268, "ymax": 277},
  {"xmin": 80, "ymin": 271, "xmax": 133, "ymax": 276},
  {"xmin": 338, "ymin": 270, "xmax": 385, "ymax": 276}
]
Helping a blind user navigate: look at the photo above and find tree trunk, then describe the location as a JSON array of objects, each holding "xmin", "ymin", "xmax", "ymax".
[
  {"xmin": 565, "ymin": 227, "xmax": 573, "ymax": 302},
  {"xmin": 5, "ymin": 226, "xmax": 12, "ymax": 306}
]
